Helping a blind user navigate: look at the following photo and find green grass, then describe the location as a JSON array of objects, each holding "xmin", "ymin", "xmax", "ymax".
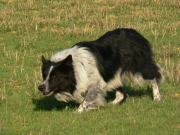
[{"xmin": 0, "ymin": 0, "xmax": 180, "ymax": 134}]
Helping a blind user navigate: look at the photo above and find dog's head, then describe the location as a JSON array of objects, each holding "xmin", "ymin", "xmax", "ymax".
[{"xmin": 38, "ymin": 55, "xmax": 76, "ymax": 96}]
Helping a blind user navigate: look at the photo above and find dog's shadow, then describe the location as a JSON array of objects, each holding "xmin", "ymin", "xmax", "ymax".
[
  {"xmin": 32, "ymin": 96, "xmax": 79, "ymax": 111},
  {"xmin": 106, "ymin": 85, "xmax": 153, "ymax": 102},
  {"xmin": 32, "ymin": 85, "xmax": 153, "ymax": 111}
]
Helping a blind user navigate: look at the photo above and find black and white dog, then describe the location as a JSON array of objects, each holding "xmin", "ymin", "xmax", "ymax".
[{"xmin": 38, "ymin": 28, "xmax": 164, "ymax": 113}]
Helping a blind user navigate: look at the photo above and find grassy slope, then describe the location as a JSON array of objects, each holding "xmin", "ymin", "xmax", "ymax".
[{"xmin": 0, "ymin": 0, "xmax": 180, "ymax": 134}]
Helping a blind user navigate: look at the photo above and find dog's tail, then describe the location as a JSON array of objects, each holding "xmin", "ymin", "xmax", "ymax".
[{"xmin": 155, "ymin": 64, "xmax": 164, "ymax": 83}]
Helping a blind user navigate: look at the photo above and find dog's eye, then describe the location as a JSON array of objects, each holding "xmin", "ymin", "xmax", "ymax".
[{"xmin": 51, "ymin": 75, "xmax": 57, "ymax": 79}]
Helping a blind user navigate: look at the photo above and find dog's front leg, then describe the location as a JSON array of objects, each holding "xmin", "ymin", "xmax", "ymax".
[{"xmin": 74, "ymin": 83, "xmax": 106, "ymax": 113}]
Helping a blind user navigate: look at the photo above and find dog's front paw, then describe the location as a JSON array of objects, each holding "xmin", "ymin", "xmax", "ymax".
[{"xmin": 73, "ymin": 108, "xmax": 85, "ymax": 114}]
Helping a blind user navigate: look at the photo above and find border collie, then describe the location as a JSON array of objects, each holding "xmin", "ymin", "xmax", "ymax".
[{"xmin": 38, "ymin": 28, "xmax": 164, "ymax": 113}]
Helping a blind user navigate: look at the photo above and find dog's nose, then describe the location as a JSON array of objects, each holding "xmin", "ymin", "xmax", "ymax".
[{"xmin": 38, "ymin": 84, "xmax": 45, "ymax": 91}]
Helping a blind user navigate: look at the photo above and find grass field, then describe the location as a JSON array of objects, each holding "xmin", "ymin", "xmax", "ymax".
[{"xmin": 0, "ymin": 0, "xmax": 180, "ymax": 134}]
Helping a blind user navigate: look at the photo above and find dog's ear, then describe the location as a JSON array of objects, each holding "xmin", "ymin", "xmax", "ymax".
[
  {"xmin": 61, "ymin": 55, "xmax": 73, "ymax": 67},
  {"xmin": 41, "ymin": 55, "xmax": 47, "ymax": 64},
  {"xmin": 55, "ymin": 55, "xmax": 73, "ymax": 70},
  {"xmin": 41, "ymin": 55, "xmax": 51, "ymax": 66}
]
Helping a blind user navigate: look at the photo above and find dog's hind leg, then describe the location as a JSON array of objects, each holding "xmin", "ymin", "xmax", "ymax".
[
  {"xmin": 151, "ymin": 78, "xmax": 161, "ymax": 101},
  {"xmin": 112, "ymin": 87, "xmax": 127, "ymax": 105}
]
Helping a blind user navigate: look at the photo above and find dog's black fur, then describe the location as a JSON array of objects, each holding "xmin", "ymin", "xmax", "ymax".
[
  {"xmin": 38, "ymin": 28, "xmax": 164, "ymax": 113},
  {"xmin": 76, "ymin": 28, "xmax": 162, "ymax": 82}
]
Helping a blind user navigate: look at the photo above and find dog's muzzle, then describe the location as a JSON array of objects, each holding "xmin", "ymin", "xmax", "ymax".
[{"xmin": 38, "ymin": 84, "xmax": 45, "ymax": 92}]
